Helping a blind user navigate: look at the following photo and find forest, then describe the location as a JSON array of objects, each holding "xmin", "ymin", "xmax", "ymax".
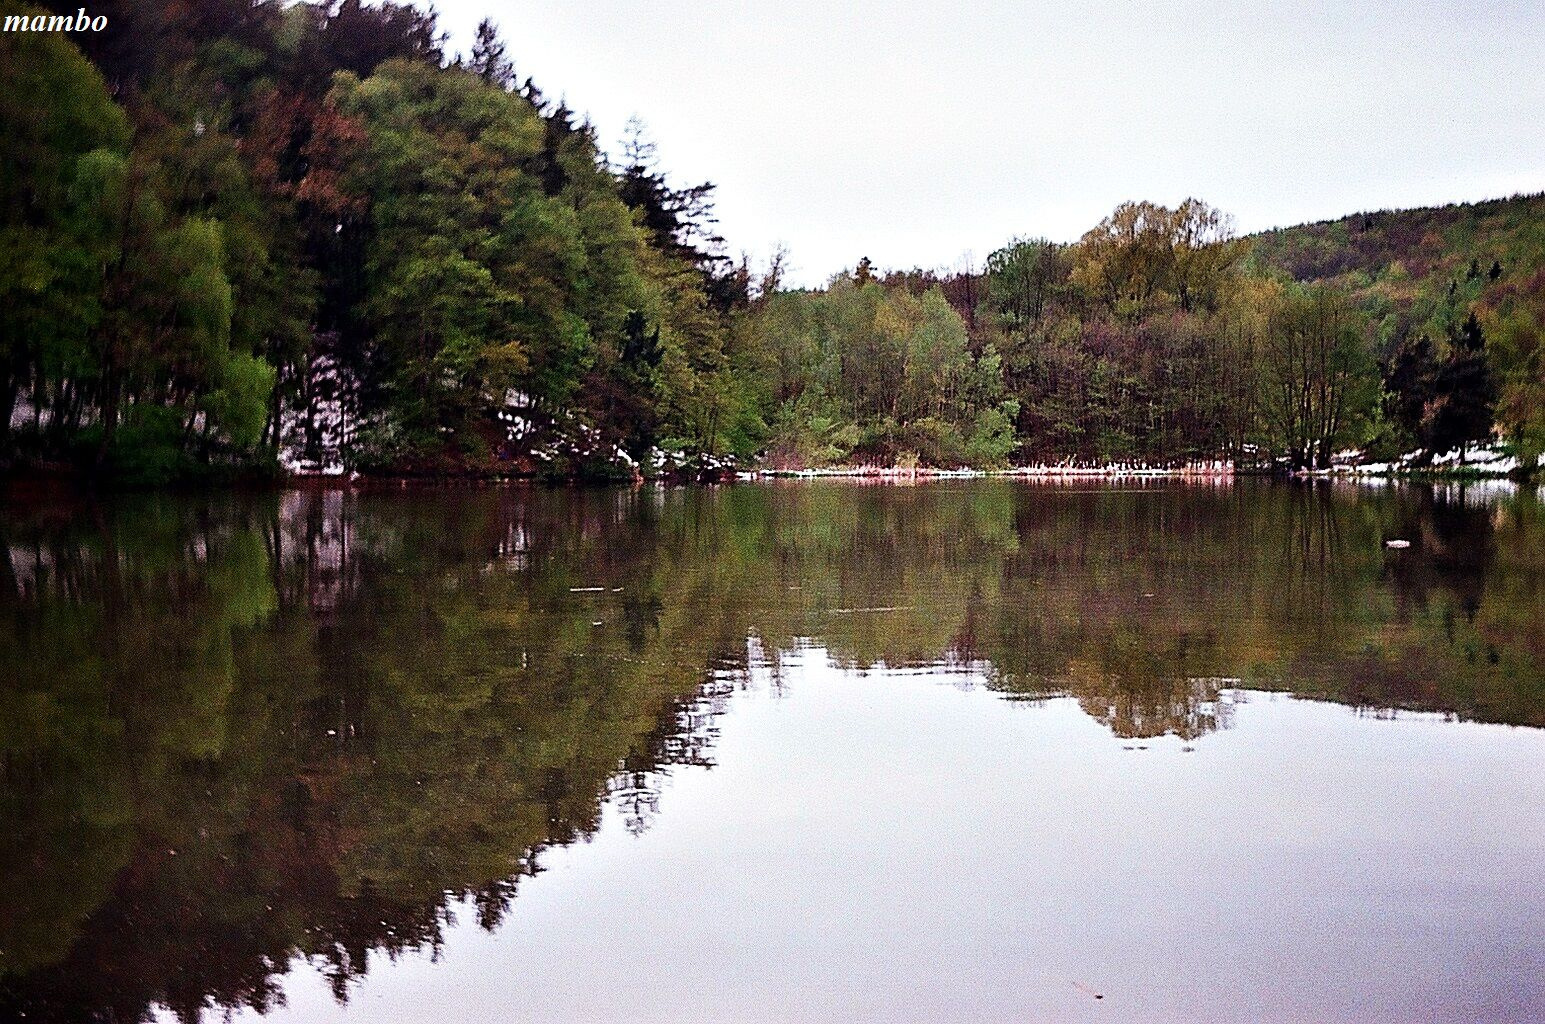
[{"xmin": 2, "ymin": 0, "xmax": 1541, "ymax": 482}]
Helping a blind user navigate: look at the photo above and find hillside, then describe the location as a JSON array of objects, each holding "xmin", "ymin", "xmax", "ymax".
[{"xmin": 1250, "ymin": 192, "xmax": 1545, "ymax": 351}]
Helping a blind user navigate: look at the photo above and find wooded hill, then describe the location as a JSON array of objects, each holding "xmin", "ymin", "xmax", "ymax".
[
  {"xmin": 1253, "ymin": 192, "xmax": 1544, "ymax": 462},
  {"xmin": 1254, "ymin": 193, "xmax": 1545, "ymax": 291},
  {"xmin": 753, "ymin": 194, "xmax": 1541, "ymax": 473}
]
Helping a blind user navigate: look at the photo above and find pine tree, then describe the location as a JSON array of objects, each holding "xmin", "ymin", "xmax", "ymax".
[
  {"xmin": 1425, "ymin": 314, "xmax": 1497, "ymax": 458},
  {"xmin": 469, "ymin": 18, "xmax": 514, "ymax": 89},
  {"xmin": 1386, "ymin": 333, "xmax": 1437, "ymax": 448}
]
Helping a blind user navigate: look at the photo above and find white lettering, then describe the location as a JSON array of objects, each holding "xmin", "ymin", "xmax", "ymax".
[{"xmin": 2, "ymin": 8, "xmax": 106, "ymax": 31}]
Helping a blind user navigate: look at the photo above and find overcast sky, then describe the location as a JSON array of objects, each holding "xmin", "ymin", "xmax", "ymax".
[{"xmin": 431, "ymin": 0, "xmax": 1545, "ymax": 286}]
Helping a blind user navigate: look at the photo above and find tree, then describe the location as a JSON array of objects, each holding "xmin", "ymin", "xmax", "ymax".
[
  {"xmin": 1072, "ymin": 199, "xmax": 1246, "ymax": 319},
  {"xmin": 854, "ymin": 256, "xmax": 876, "ymax": 286},
  {"xmin": 1424, "ymin": 314, "xmax": 1497, "ymax": 458},
  {"xmin": 616, "ymin": 117, "xmax": 725, "ymax": 270},
  {"xmin": 1169, "ymin": 198, "xmax": 1248, "ymax": 313},
  {"xmin": 328, "ymin": 59, "xmax": 553, "ymax": 453},
  {"xmin": 1483, "ymin": 306, "xmax": 1543, "ymax": 467},
  {"xmin": 984, "ymin": 238, "xmax": 1067, "ymax": 330},
  {"xmin": 311, "ymin": 0, "xmax": 444, "ymax": 79},
  {"xmin": 1385, "ymin": 314, "xmax": 1499, "ymax": 461},
  {"xmin": 468, "ymin": 18, "xmax": 514, "ymax": 89},
  {"xmin": 1257, "ymin": 287, "xmax": 1380, "ymax": 469},
  {"xmin": 0, "ymin": 14, "xmax": 130, "ymax": 447}
]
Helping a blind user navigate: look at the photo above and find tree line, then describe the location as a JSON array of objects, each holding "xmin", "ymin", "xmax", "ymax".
[
  {"xmin": 751, "ymin": 197, "xmax": 1539, "ymax": 471},
  {"xmin": 2, "ymin": 0, "xmax": 754, "ymax": 482},
  {"xmin": 2, "ymin": 0, "xmax": 1539, "ymax": 480}
]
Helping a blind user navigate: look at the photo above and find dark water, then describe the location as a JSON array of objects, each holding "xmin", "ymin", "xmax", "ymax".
[{"xmin": 1, "ymin": 479, "xmax": 1541, "ymax": 1023}]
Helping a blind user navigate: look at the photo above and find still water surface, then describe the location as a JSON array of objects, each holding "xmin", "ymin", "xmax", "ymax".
[{"xmin": 1, "ymin": 480, "xmax": 1541, "ymax": 1022}]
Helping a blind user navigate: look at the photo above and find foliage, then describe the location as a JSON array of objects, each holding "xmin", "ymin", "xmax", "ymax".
[
  {"xmin": 1, "ymin": 0, "xmax": 1538, "ymax": 478},
  {"xmin": 737, "ymin": 277, "xmax": 1016, "ymax": 468},
  {"xmin": 2, "ymin": 0, "xmax": 746, "ymax": 481},
  {"xmin": 740, "ymin": 192, "xmax": 1538, "ymax": 472},
  {"xmin": 1254, "ymin": 286, "xmax": 1381, "ymax": 469},
  {"xmin": 1254, "ymin": 193, "xmax": 1545, "ymax": 464}
]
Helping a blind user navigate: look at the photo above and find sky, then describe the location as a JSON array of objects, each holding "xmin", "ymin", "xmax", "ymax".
[{"xmin": 430, "ymin": 0, "xmax": 1545, "ymax": 286}]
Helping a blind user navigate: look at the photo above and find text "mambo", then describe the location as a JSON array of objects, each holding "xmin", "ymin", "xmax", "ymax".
[{"xmin": 4, "ymin": 9, "xmax": 108, "ymax": 32}]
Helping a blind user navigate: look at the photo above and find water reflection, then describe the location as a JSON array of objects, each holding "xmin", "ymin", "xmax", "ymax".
[{"xmin": 0, "ymin": 479, "xmax": 1540, "ymax": 1021}]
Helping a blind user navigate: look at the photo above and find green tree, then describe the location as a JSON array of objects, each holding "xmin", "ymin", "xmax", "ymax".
[
  {"xmin": 1483, "ymin": 306, "xmax": 1544, "ymax": 467},
  {"xmin": 1257, "ymin": 287, "xmax": 1380, "ymax": 469},
  {"xmin": 0, "ymin": 11, "xmax": 130, "ymax": 448}
]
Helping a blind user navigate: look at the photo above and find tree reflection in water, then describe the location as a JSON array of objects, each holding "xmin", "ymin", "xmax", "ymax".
[{"xmin": 0, "ymin": 479, "xmax": 1540, "ymax": 1021}]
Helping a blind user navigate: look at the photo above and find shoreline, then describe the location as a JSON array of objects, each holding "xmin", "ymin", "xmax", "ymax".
[
  {"xmin": 4, "ymin": 453, "xmax": 1536, "ymax": 491},
  {"xmin": 746, "ymin": 460, "xmax": 1237, "ymax": 482}
]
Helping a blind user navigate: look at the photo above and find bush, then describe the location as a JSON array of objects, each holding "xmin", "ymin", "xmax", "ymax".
[
  {"xmin": 88, "ymin": 406, "xmax": 197, "ymax": 487},
  {"xmin": 966, "ymin": 405, "xmax": 1020, "ymax": 467}
]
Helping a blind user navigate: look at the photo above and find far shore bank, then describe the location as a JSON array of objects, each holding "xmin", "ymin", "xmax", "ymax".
[
  {"xmin": 4, "ymin": 448, "xmax": 1538, "ymax": 492},
  {"xmin": 3, "ymin": 466, "xmax": 1536, "ymax": 492}
]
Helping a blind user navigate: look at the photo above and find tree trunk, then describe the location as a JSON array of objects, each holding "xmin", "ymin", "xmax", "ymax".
[
  {"xmin": 0, "ymin": 368, "xmax": 17, "ymax": 449},
  {"xmin": 96, "ymin": 363, "xmax": 120, "ymax": 467}
]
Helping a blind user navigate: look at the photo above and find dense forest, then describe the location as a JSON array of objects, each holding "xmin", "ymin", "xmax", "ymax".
[
  {"xmin": 754, "ymin": 194, "xmax": 1544, "ymax": 472},
  {"xmin": 1, "ymin": 0, "xmax": 1540, "ymax": 482}
]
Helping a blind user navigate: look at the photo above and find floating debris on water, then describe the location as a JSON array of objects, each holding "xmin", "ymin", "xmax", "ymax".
[{"xmin": 1073, "ymin": 981, "xmax": 1104, "ymax": 1000}]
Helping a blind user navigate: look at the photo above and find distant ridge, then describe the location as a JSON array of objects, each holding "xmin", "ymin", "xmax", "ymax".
[{"xmin": 1249, "ymin": 191, "xmax": 1545, "ymax": 289}]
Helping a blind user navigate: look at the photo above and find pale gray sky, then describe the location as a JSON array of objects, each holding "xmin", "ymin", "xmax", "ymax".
[{"xmin": 431, "ymin": 0, "xmax": 1545, "ymax": 285}]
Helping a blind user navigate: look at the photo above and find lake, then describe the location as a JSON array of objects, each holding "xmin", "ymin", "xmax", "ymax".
[{"xmin": 1, "ymin": 479, "xmax": 1541, "ymax": 1023}]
